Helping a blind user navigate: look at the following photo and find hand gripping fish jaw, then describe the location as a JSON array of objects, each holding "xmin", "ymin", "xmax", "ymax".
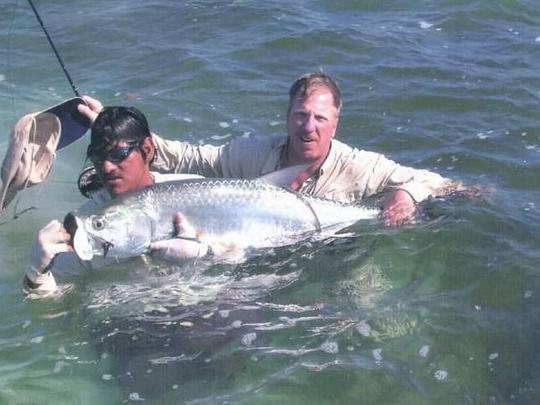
[
  {"xmin": 64, "ymin": 208, "xmax": 154, "ymax": 261},
  {"xmin": 64, "ymin": 212, "xmax": 98, "ymax": 261},
  {"xmin": 64, "ymin": 212, "xmax": 114, "ymax": 260}
]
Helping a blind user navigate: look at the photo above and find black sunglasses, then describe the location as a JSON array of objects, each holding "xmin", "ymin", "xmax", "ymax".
[{"xmin": 87, "ymin": 141, "xmax": 142, "ymax": 165}]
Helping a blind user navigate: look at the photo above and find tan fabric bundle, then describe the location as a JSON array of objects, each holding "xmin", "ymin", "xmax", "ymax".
[
  {"xmin": 0, "ymin": 112, "xmax": 61, "ymax": 210},
  {"xmin": 0, "ymin": 98, "xmax": 90, "ymax": 211}
]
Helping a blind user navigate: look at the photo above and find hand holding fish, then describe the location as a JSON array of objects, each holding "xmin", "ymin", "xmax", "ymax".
[
  {"xmin": 380, "ymin": 189, "xmax": 416, "ymax": 226},
  {"xmin": 150, "ymin": 213, "xmax": 210, "ymax": 261},
  {"xmin": 23, "ymin": 220, "xmax": 72, "ymax": 293}
]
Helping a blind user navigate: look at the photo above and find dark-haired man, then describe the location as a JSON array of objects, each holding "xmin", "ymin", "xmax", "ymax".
[{"xmin": 24, "ymin": 106, "xmax": 206, "ymax": 295}]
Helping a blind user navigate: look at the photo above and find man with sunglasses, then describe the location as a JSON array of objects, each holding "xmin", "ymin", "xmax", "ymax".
[{"xmin": 24, "ymin": 106, "xmax": 208, "ymax": 295}]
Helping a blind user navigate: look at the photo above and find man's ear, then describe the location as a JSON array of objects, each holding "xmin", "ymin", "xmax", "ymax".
[
  {"xmin": 331, "ymin": 116, "xmax": 339, "ymax": 139},
  {"xmin": 141, "ymin": 137, "xmax": 155, "ymax": 164}
]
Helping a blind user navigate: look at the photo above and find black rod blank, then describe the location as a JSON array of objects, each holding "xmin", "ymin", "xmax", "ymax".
[{"xmin": 26, "ymin": 0, "xmax": 80, "ymax": 97}]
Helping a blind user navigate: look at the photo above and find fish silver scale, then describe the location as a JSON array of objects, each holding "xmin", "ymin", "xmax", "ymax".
[{"xmin": 140, "ymin": 179, "xmax": 320, "ymax": 246}]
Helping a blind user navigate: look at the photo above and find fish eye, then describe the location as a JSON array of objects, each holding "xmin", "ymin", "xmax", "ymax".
[{"xmin": 92, "ymin": 217, "xmax": 106, "ymax": 230}]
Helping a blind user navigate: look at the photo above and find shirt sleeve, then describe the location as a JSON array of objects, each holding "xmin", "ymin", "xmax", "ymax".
[
  {"xmin": 355, "ymin": 150, "xmax": 457, "ymax": 202},
  {"xmin": 311, "ymin": 141, "xmax": 461, "ymax": 203},
  {"xmin": 151, "ymin": 133, "xmax": 224, "ymax": 176},
  {"xmin": 151, "ymin": 133, "xmax": 283, "ymax": 179}
]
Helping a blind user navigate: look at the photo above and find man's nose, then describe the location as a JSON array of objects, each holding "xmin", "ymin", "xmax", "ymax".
[
  {"xmin": 303, "ymin": 114, "xmax": 316, "ymax": 132},
  {"xmin": 100, "ymin": 160, "xmax": 116, "ymax": 172}
]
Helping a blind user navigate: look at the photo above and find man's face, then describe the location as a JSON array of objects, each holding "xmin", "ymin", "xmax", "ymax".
[
  {"xmin": 89, "ymin": 138, "xmax": 153, "ymax": 197},
  {"xmin": 286, "ymin": 88, "xmax": 339, "ymax": 166}
]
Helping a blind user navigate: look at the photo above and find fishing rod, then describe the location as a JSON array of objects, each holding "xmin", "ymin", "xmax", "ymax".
[{"xmin": 26, "ymin": 0, "xmax": 80, "ymax": 97}]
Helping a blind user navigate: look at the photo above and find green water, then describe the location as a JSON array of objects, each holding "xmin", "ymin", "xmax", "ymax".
[{"xmin": 1, "ymin": 0, "xmax": 539, "ymax": 403}]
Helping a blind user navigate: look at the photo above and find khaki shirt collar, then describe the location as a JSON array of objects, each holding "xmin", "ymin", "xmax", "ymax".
[
  {"xmin": 260, "ymin": 136, "xmax": 288, "ymax": 174},
  {"xmin": 274, "ymin": 136, "xmax": 334, "ymax": 179}
]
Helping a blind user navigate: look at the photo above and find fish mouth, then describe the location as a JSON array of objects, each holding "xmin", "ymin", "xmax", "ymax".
[
  {"xmin": 63, "ymin": 212, "xmax": 109, "ymax": 261},
  {"xmin": 63, "ymin": 212, "xmax": 78, "ymax": 246}
]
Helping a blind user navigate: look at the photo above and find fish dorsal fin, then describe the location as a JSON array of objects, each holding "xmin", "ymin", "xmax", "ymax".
[{"xmin": 258, "ymin": 164, "xmax": 310, "ymax": 189}]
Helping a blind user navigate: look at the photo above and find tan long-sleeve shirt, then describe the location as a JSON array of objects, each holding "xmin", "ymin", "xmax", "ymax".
[{"xmin": 152, "ymin": 134, "xmax": 458, "ymax": 204}]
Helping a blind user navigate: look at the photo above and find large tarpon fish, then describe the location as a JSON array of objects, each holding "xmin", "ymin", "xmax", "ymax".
[{"xmin": 64, "ymin": 175, "xmax": 379, "ymax": 262}]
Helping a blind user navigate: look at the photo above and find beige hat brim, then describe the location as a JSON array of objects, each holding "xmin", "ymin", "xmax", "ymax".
[
  {"xmin": 0, "ymin": 111, "xmax": 61, "ymax": 210},
  {"xmin": 0, "ymin": 97, "xmax": 90, "ymax": 211}
]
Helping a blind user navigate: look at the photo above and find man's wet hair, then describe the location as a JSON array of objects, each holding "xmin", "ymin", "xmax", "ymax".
[
  {"xmin": 288, "ymin": 72, "xmax": 343, "ymax": 114},
  {"xmin": 90, "ymin": 106, "xmax": 151, "ymax": 148}
]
